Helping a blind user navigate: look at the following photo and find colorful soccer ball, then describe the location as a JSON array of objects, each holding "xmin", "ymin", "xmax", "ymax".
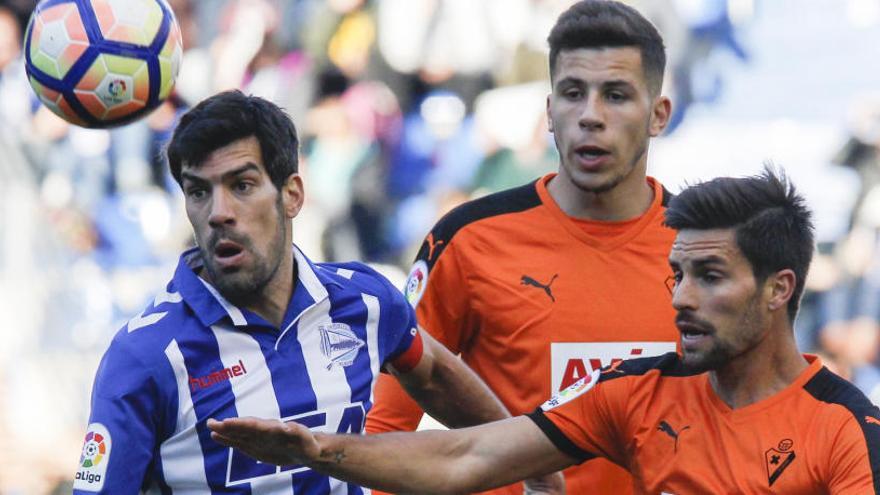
[{"xmin": 23, "ymin": 0, "xmax": 182, "ymax": 128}]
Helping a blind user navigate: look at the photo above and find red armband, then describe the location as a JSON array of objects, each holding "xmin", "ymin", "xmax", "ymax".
[{"xmin": 389, "ymin": 329, "xmax": 423, "ymax": 373}]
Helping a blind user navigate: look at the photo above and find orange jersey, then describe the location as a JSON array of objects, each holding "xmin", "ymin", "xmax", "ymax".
[
  {"xmin": 367, "ymin": 174, "xmax": 679, "ymax": 493},
  {"xmin": 529, "ymin": 353, "xmax": 880, "ymax": 494}
]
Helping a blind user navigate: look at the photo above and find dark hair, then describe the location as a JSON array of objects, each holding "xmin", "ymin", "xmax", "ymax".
[
  {"xmin": 166, "ymin": 90, "xmax": 299, "ymax": 190},
  {"xmin": 664, "ymin": 167, "xmax": 815, "ymax": 322},
  {"xmin": 547, "ymin": 0, "xmax": 666, "ymax": 94}
]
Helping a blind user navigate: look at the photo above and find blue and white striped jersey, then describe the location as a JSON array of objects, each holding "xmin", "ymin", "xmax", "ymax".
[{"xmin": 74, "ymin": 246, "xmax": 418, "ymax": 494}]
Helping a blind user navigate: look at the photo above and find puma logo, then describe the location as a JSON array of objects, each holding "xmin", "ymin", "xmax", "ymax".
[
  {"xmin": 426, "ymin": 233, "xmax": 445, "ymax": 261},
  {"xmin": 658, "ymin": 420, "xmax": 690, "ymax": 452},
  {"xmin": 521, "ymin": 274, "xmax": 558, "ymax": 302},
  {"xmin": 866, "ymin": 416, "xmax": 880, "ymax": 426}
]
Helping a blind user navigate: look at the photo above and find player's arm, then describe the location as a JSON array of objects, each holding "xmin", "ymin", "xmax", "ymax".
[
  {"xmin": 73, "ymin": 339, "xmax": 160, "ymax": 494},
  {"xmin": 387, "ymin": 328, "xmax": 509, "ymax": 428},
  {"xmin": 209, "ymin": 415, "xmax": 576, "ymax": 494}
]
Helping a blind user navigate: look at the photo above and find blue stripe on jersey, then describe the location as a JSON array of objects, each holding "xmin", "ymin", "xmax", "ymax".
[
  {"xmin": 176, "ymin": 332, "xmax": 245, "ymax": 493},
  {"xmin": 331, "ymin": 291, "xmax": 375, "ymax": 410}
]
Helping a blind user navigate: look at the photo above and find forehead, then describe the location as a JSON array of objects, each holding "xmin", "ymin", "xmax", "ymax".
[
  {"xmin": 182, "ymin": 136, "xmax": 265, "ymax": 178},
  {"xmin": 669, "ymin": 229, "xmax": 743, "ymax": 265},
  {"xmin": 553, "ymin": 46, "xmax": 645, "ymax": 84}
]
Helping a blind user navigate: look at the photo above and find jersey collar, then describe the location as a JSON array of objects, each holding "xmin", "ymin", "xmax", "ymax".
[{"xmin": 172, "ymin": 244, "xmax": 341, "ymax": 329}]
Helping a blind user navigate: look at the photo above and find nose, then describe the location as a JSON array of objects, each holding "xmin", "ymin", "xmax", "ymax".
[
  {"xmin": 670, "ymin": 275, "xmax": 697, "ymax": 312},
  {"xmin": 579, "ymin": 93, "xmax": 605, "ymax": 131},
  {"xmin": 208, "ymin": 189, "xmax": 236, "ymax": 228}
]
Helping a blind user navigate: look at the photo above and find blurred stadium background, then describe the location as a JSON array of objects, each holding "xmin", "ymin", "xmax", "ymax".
[{"xmin": 1, "ymin": 0, "xmax": 879, "ymax": 492}]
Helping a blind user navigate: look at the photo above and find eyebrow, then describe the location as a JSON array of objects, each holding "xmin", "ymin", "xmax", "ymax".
[
  {"xmin": 668, "ymin": 254, "xmax": 728, "ymax": 269},
  {"xmin": 554, "ymin": 77, "xmax": 635, "ymax": 90},
  {"xmin": 181, "ymin": 162, "xmax": 261, "ymax": 185}
]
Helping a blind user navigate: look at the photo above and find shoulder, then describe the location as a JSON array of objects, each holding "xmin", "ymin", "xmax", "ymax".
[
  {"xmin": 416, "ymin": 180, "xmax": 543, "ymax": 268},
  {"xmin": 597, "ymin": 352, "xmax": 697, "ymax": 385},
  {"xmin": 803, "ymin": 366, "xmax": 880, "ymax": 435},
  {"xmin": 314, "ymin": 261, "xmax": 403, "ymax": 304}
]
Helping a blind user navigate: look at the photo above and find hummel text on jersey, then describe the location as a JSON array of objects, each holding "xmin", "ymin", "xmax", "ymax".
[{"xmin": 189, "ymin": 360, "xmax": 248, "ymax": 392}]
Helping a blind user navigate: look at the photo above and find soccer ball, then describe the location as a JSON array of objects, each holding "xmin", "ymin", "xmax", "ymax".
[{"xmin": 23, "ymin": 0, "xmax": 183, "ymax": 128}]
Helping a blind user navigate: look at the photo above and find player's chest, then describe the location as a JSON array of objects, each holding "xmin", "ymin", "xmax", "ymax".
[{"xmin": 632, "ymin": 402, "xmax": 824, "ymax": 494}]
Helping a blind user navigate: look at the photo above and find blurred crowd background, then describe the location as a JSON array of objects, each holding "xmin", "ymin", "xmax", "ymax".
[{"xmin": 0, "ymin": 0, "xmax": 879, "ymax": 492}]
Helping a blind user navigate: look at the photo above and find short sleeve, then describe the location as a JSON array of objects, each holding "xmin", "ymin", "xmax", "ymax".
[
  {"xmin": 73, "ymin": 339, "xmax": 160, "ymax": 494},
  {"xmin": 379, "ymin": 278, "xmax": 419, "ymax": 366},
  {"xmin": 407, "ymin": 237, "xmax": 474, "ymax": 353},
  {"xmin": 527, "ymin": 370, "xmax": 633, "ymax": 468},
  {"xmin": 826, "ymin": 414, "xmax": 880, "ymax": 494}
]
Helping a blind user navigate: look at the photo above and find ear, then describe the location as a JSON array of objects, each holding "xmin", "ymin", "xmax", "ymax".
[
  {"xmin": 546, "ymin": 94, "xmax": 554, "ymax": 133},
  {"xmin": 649, "ymin": 95, "xmax": 672, "ymax": 137},
  {"xmin": 765, "ymin": 269, "xmax": 796, "ymax": 313},
  {"xmin": 281, "ymin": 173, "xmax": 304, "ymax": 219}
]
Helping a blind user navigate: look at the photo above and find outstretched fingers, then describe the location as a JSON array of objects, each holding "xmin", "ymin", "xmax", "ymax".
[{"xmin": 207, "ymin": 417, "xmax": 319, "ymax": 466}]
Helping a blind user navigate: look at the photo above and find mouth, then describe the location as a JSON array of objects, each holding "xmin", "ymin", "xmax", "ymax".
[
  {"xmin": 574, "ymin": 145, "xmax": 611, "ymax": 168},
  {"xmin": 676, "ymin": 320, "xmax": 713, "ymax": 345},
  {"xmin": 212, "ymin": 240, "xmax": 246, "ymax": 268}
]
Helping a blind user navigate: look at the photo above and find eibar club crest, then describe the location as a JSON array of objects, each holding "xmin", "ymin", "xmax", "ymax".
[
  {"xmin": 764, "ymin": 438, "xmax": 796, "ymax": 486},
  {"xmin": 319, "ymin": 323, "xmax": 365, "ymax": 370}
]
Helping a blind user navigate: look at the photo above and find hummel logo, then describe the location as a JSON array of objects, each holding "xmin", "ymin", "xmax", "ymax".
[
  {"xmin": 658, "ymin": 420, "xmax": 690, "ymax": 452},
  {"xmin": 521, "ymin": 274, "xmax": 558, "ymax": 302}
]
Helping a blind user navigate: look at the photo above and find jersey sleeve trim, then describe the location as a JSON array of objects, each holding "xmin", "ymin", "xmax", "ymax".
[
  {"xmin": 526, "ymin": 409, "xmax": 597, "ymax": 464},
  {"xmin": 803, "ymin": 366, "xmax": 880, "ymax": 493},
  {"xmin": 388, "ymin": 329, "xmax": 423, "ymax": 373}
]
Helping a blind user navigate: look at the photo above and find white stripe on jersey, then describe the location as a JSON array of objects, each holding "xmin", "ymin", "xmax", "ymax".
[
  {"xmin": 211, "ymin": 323, "xmax": 293, "ymax": 492},
  {"xmin": 161, "ymin": 339, "xmax": 211, "ymax": 492},
  {"xmin": 362, "ymin": 294, "xmax": 381, "ymax": 403},
  {"xmin": 295, "ymin": 247, "xmax": 329, "ymax": 301},
  {"xmin": 198, "ymin": 279, "xmax": 247, "ymax": 326},
  {"xmin": 335, "ymin": 268, "xmax": 355, "ymax": 279}
]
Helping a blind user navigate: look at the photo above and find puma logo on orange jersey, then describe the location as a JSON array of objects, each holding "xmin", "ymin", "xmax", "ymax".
[
  {"xmin": 521, "ymin": 274, "xmax": 558, "ymax": 302},
  {"xmin": 601, "ymin": 360, "xmax": 626, "ymax": 375},
  {"xmin": 658, "ymin": 420, "xmax": 690, "ymax": 452},
  {"xmin": 426, "ymin": 233, "xmax": 445, "ymax": 261},
  {"xmin": 866, "ymin": 416, "xmax": 880, "ymax": 426}
]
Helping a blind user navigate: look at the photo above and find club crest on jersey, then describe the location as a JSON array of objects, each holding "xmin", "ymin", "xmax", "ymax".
[
  {"xmin": 404, "ymin": 260, "xmax": 429, "ymax": 307},
  {"xmin": 73, "ymin": 423, "xmax": 111, "ymax": 491},
  {"xmin": 540, "ymin": 369, "xmax": 600, "ymax": 411},
  {"xmin": 319, "ymin": 323, "xmax": 364, "ymax": 370},
  {"xmin": 765, "ymin": 438, "xmax": 796, "ymax": 486}
]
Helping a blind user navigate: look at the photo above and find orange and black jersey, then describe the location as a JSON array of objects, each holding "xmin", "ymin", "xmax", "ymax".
[
  {"xmin": 368, "ymin": 174, "xmax": 680, "ymax": 494},
  {"xmin": 529, "ymin": 353, "xmax": 880, "ymax": 494}
]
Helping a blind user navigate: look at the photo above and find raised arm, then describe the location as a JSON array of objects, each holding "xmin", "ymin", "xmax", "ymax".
[{"xmin": 208, "ymin": 415, "xmax": 575, "ymax": 494}]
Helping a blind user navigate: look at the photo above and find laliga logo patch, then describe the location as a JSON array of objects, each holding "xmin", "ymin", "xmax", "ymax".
[
  {"xmin": 73, "ymin": 423, "xmax": 111, "ymax": 491},
  {"xmin": 540, "ymin": 369, "xmax": 600, "ymax": 412},
  {"xmin": 404, "ymin": 260, "xmax": 429, "ymax": 307}
]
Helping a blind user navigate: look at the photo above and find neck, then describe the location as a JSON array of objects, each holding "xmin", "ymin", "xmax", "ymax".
[
  {"xmin": 708, "ymin": 322, "xmax": 808, "ymax": 409},
  {"xmin": 244, "ymin": 251, "xmax": 295, "ymax": 328},
  {"xmin": 547, "ymin": 163, "xmax": 654, "ymax": 221}
]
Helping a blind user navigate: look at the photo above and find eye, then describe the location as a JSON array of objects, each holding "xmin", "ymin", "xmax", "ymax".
[
  {"xmin": 700, "ymin": 271, "xmax": 722, "ymax": 284},
  {"xmin": 606, "ymin": 90, "xmax": 628, "ymax": 102},
  {"xmin": 186, "ymin": 187, "xmax": 207, "ymax": 200},
  {"xmin": 563, "ymin": 88, "xmax": 583, "ymax": 100},
  {"xmin": 234, "ymin": 180, "xmax": 254, "ymax": 193}
]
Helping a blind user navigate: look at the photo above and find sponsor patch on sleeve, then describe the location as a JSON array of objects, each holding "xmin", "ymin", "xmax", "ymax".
[
  {"xmin": 540, "ymin": 368, "xmax": 600, "ymax": 412},
  {"xmin": 73, "ymin": 423, "xmax": 111, "ymax": 491},
  {"xmin": 404, "ymin": 260, "xmax": 429, "ymax": 307}
]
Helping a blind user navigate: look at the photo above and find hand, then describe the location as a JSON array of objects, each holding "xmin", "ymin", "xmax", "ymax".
[
  {"xmin": 207, "ymin": 417, "xmax": 320, "ymax": 466},
  {"xmin": 523, "ymin": 470, "xmax": 565, "ymax": 495}
]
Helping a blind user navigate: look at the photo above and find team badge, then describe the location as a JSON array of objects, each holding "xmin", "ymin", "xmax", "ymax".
[
  {"xmin": 404, "ymin": 260, "xmax": 429, "ymax": 307},
  {"xmin": 764, "ymin": 438, "xmax": 796, "ymax": 486},
  {"xmin": 540, "ymin": 368, "xmax": 600, "ymax": 411},
  {"xmin": 319, "ymin": 323, "xmax": 365, "ymax": 370},
  {"xmin": 73, "ymin": 423, "xmax": 111, "ymax": 491}
]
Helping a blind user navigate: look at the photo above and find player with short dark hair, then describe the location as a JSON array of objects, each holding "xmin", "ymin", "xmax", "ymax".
[
  {"xmin": 366, "ymin": 1, "xmax": 677, "ymax": 491},
  {"xmin": 209, "ymin": 167, "xmax": 880, "ymax": 494},
  {"xmin": 73, "ymin": 90, "xmax": 509, "ymax": 494}
]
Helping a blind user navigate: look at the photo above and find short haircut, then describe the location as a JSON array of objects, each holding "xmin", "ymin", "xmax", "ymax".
[
  {"xmin": 547, "ymin": 0, "xmax": 666, "ymax": 94},
  {"xmin": 664, "ymin": 167, "xmax": 815, "ymax": 322},
  {"xmin": 167, "ymin": 90, "xmax": 299, "ymax": 190}
]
